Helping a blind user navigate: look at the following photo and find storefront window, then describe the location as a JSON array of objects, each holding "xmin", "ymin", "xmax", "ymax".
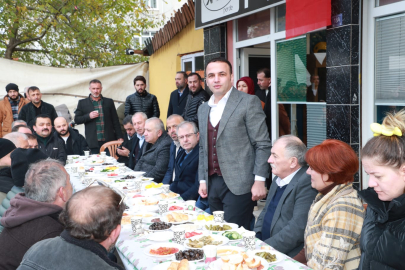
[
  {"xmin": 237, "ymin": 10, "xmax": 270, "ymax": 41},
  {"xmin": 276, "ymin": 4, "xmax": 286, "ymax": 32},
  {"xmin": 376, "ymin": 0, "xmax": 404, "ymax": 7},
  {"xmin": 375, "ymin": 14, "xmax": 405, "ymax": 122},
  {"xmin": 276, "ymin": 30, "xmax": 327, "ymax": 147}
]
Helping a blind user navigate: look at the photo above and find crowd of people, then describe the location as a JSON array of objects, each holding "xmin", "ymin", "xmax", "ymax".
[{"xmin": 0, "ymin": 57, "xmax": 404, "ymax": 269}]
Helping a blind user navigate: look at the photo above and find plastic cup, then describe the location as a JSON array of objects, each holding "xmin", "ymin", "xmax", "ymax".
[
  {"xmin": 84, "ymin": 151, "xmax": 90, "ymax": 157},
  {"xmin": 158, "ymin": 201, "xmax": 169, "ymax": 215},
  {"xmin": 242, "ymin": 231, "xmax": 256, "ymax": 251},
  {"xmin": 162, "ymin": 184, "xmax": 170, "ymax": 194},
  {"xmin": 171, "ymin": 226, "xmax": 186, "ymax": 244},
  {"xmin": 203, "ymin": 245, "xmax": 217, "ymax": 264},
  {"xmin": 213, "ymin": 211, "xmax": 224, "ymax": 223},
  {"xmin": 185, "ymin": 200, "xmax": 196, "ymax": 211}
]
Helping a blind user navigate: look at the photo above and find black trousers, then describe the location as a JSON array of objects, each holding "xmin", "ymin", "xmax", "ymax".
[
  {"xmin": 208, "ymin": 174, "xmax": 255, "ymax": 229},
  {"xmin": 90, "ymin": 141, "xmax": 110, "ymax": 155}
]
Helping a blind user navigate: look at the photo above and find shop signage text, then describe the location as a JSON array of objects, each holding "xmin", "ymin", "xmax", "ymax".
[{"xmin": 195, "ymin": 0, "xmax": 283, "ymax": 29}]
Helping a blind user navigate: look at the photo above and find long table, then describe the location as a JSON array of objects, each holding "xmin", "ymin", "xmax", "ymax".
[{"xmin": 66, "ymin": 164, "xmax": 311, "ymax": 270}]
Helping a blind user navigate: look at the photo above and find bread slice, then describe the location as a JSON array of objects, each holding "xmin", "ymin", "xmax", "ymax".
[
  {"xmin": 229, "ymin": 254, "xmax": 243, "ymax": 265},
  {"xmin": 221, "ymin": 256, "xmax": 230, "ymax": 263}
]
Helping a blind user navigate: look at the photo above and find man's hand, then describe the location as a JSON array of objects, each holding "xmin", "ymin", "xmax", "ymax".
[
  {"xmin": 198, "ymin": 182, "xmax": 208, "ymax": 198},
  {"xmin": 117, "ymin": 138, "xmax": 124, "ymax": 142},
  {"xmin": 117, "ymin": 146, "xmax": 129, "ymax": 157},
  {"xmin": 251, "ymin": 181, "xmax": 267, "ymax": 201},
  {"xmin": 89, "ymin": 111, "xmax": 99, "ymax": 119}
]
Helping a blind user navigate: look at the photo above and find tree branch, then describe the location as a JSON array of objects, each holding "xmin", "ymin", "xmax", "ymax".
[{"xmin": 14, "ymin": 48, "xmax": 50, "ymax": 53}]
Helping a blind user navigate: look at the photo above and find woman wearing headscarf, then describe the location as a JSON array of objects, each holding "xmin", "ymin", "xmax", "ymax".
[{"xmin": 237, "ymin": 77, "xmax": 265, "ymax": 109}]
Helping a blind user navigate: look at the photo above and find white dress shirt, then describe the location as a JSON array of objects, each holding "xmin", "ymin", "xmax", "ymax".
[
  {"xmin": 201, "ymin": 88, "xmax": 265, "ymax": 183},
  {"xmin": 137, "ymin": 134, "xmax": 145, "ymax": 148},
  {"xmin": 274, "ymin": 168, "xmax": 300, "ymax": 187}
]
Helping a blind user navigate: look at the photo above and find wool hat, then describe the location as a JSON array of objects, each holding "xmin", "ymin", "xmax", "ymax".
[
  {"xmin": 10, "ymin": 148, "xmax": 48, "ymax": 187},
  {"xmin": 5, "ymin": 83, "xmax": 19, "ymax": 93},
  {"xmin": 0, "ymin": 138, "xmax": 16, "ymax": 159}
]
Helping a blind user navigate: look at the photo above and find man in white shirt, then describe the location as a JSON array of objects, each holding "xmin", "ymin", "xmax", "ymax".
[
  {"xmin": 197, "ymin": 57, "xmax": 271, "ymax": 229},
  {"xmin": 254, "ymin": 135, "xmax": 317, "ymax": 257}
]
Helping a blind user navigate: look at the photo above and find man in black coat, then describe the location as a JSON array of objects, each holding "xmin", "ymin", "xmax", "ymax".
[
  {"xmin": 169, "ymin": 121, "xmax": 200, "ymax": 201},
  {"xmin": 116, "ymin": 115, "xmax": 136, "ymax": 166},
  {"xmin": 135, "ymin": 117, "xmax": 172, "ymax": 183},
  {"xmin": 18, "ymin": 86, "xmax": 58, "ymax": 129},
  {"xmin": 54, "ymin": 117, "xmax": 88, "ymax": 156},
  {"xmin": 182, "ymin": 72, "xmax": 210, "ymax": 127},
  {"xmin": 128, "ymin": 112, "xmax": 149, "ymax": 170},
  {"xmin": 74, "ymin": 79, "xmax": 123, "ymax": 154},
  {"xmin": 124, "ymin": 76, "xmax": 160, "ymax": 118},
  {"xmin": 33, "ymin": 115, "xmax": 66, "ymax": 164},
  {"xmin": 167, "ymin": 71, "xmax": 189, "ymax": 118}
]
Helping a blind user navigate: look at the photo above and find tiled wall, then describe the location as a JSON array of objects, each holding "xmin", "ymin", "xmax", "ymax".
[{"xmin": 326, "ymin": 0, "xmax": 361, "ymax": 185}]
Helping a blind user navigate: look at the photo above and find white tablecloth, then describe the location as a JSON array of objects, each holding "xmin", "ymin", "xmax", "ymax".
[{"xmin": 67, "ymin": 165, "xmax": 312, "ymax": 270}]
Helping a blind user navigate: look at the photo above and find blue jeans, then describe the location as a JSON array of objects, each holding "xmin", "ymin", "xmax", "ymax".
[{"xmin": 196, "ymin": 196, "xmax": 211, "ymax": 214}]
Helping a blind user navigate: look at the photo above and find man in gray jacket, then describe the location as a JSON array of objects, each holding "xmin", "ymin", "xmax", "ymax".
[
  {"xmin": 254, "ymin": 135, "xmax": 317, "ymax": 257},
  {"xmin": 198, "ymin": 58, "xmax": 271, "ymax": 229},
  {"xmin": 18, "ymin": 186, "xmax": 125, "ymax": 270},
  {"xmin": 135, "ymin": 117, "xmax": 172, "ymax": 183}
]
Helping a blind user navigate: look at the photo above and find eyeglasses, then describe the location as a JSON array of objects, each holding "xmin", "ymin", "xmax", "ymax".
[{"xmin": 178, "ymin": 133, "xmax": 196, "ymax": 141}]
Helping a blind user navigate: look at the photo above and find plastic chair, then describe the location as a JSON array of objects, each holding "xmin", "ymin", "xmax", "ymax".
[{"xmin": 100, "ymin": 140, "xmax": 121, "ymax": 160}]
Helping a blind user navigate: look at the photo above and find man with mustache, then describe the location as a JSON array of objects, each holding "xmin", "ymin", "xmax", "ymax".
[
  {"xmin": 18, "ymin": 86, "xmax": 58, "ymax": 129},
  {"xmin": 54, "ymin": 117, "xmax": 88, "ymax": 156},
  {"xmin": 33, "ymin": 115, "xmax": 66, "ymax": 164},
  {"xmin": 0, "ymin": 83, "xmax": 29, "ymax": 138}
]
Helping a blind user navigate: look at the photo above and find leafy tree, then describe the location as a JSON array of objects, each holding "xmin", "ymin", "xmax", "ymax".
[{"xmin": 0, "ymin": 0, "xmax": 161, "ymax": 67}]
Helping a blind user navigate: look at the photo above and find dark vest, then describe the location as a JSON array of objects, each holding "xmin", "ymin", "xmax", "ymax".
[{"xmin": 208, "ymin": 120, "xmax": 222, "ymax": 176}]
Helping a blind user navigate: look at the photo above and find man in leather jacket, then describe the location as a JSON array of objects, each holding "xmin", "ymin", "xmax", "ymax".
[
  {"xmin": 182, "ymin": 72, "xmax": 210, "ymax": 127},
  {"xmin": 124, "ymin": 76, "xmax": 160, "ymax": 118}
]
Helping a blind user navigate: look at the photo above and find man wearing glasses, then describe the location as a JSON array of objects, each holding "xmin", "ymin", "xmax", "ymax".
[{"xmin": 169, "ymin": 121, "xmax": 200, "ymax": 201}]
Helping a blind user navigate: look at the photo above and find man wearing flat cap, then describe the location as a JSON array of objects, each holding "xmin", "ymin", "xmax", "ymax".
[{"xmin": 0, "ymin": 83, "xmax": 29, "ymax": 138}]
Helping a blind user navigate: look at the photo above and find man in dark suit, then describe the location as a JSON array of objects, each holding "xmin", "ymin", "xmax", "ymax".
[
  {"xmin": 254, "ymin": 135, "xmax": 318, "ymax": 257},
  {"xmin": 162, "ymin": 114, "xmax": 184, "ymax": 184},
  {"xmin": 169, "ymin": 121, "xmax": 199, "ymax": 201},
  {"xmin": 116, "ymin": 115, "xmax": 136, "ymax": 166},
  {"xmin": 167, "ymin": 72, "xmax": 189, "ymax": 118},
  {"xmin": 74, "ymin": 79, "xmax": 123, "ymax": 154},
  {"xmin": 135, "ymin": 118, "xmax": 172, "ymax": 183},
  {"xmin": 198, "ymin": 58, "xmax": 271, "ymax": 229},
  {"xmin": 128, "ymin": 112, "xmax": 149, "ymax": 170}
]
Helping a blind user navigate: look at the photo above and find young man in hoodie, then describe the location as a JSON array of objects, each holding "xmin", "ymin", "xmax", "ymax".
[{"xmin": 0, "ymin": 159, "xmax": 72, "ymax": 269}]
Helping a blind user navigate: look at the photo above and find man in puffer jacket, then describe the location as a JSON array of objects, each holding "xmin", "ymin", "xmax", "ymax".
[
  {"xmin": 124, "ymin": 75, "xmax": 160, "ymax": 118},
  {"xmin": 182, "ymin": 73, "xmax": 210, "ymax": 127}
]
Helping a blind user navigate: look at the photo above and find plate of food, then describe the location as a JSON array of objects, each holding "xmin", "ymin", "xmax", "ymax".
[
  {"xmin": 145, "ymin": 222, "xmax": 173, "ymax": 231},
  {"xmin": 247, "ymin": 248, "xmax": 285, "ymax": 264},
  {"xmin": 133, "ymin": 212, "xmax": 157, "ymax": 221},
  {"xmin": 162, "ymin": 211, "xmax": 197, "ymax": 224},
  {"xmin": 185, "ymin": 235, "xmax": 229, "ymax": 249},
  {"xmin": 209, "ymin": 253, "xmax": 269, "ymax": 270},
  {"xmin": 159, "ymin": 192, "xmax": 180, "ymax": 200},
  {"xmin": 153, "ymin": 259, "xmax": 196, "ymax": 270},
  {"xmin": 216, "ymin": 246, "xmax": 244, "ymax": 257},
  {"xmin": 175, "ymin": 249, "xmax": 205, "ymax": 262},
  {"xmin": 221, "ymin": 231, "xmax": 243, "ymax": 242},
  {"xmin": 144, "ymin": 243, "xmax": 184, "ymax": 258},
  {"xmin": 147, "ymin": 231, "xmax": 174, "ymax": 242},
  {"xmin": 203, "ymin": 223, "xmax": 239, "ymax": 232},
  {"xmin": 121, "ymin": 213, "xmax": 134, "ymax": 226},
  {"xmin": 168, "ymin": 205, "xmax": 185, "ymax": 211},
  {"xmin": 185, "ymin": 231, "xmax": 205, "ymax": 239}
]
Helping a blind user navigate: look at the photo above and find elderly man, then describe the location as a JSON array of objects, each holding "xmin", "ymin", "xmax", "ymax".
[
  {"xmin": 0, "ymin": 83, "xmax": 29, "ymax": 138},
  {"xmin": 17, "ymin": 186, "xmax": 125, "ymax": 270},
  {"xmin": 54, "ymin": 116, "xmax": 88, "ymax": 156},
  {"xmin": 128, "ymin": 112, "xmax": 149, "ymax": 170},
  {"xmin": 169, "ymin": 121, "xmax": 200, "ymax": 201},
  {"xmin": 135, "ymin": 117, "xmax": 172, "ymax": 183},
  {"xmin": 3, "ymin": 132, "xmax": 29, "ymax": 149},
  {"xmin": 167, "ymin": 72, "xmax": 189, "ymax": 118},
  {"xmin": 74, "ymin": 79, "xmax": 123, "ymax": 154},
  {"xmin": 125, "ymin": 76, "xmax": 160, "ymax": 118},
  {"xmin": 25, "ymin": 133, "xmax": 38, "ymax": 149},
  {"xmin": 18, "ymin": 86, "xmax": 58, "ymax": 128},
  {"xmin": 116, "ymin": 115, "xmax": 136, "ymax": 166},
  {"xmin": 182, "ymin": 73, "xmax": 210, "ymax": 126},
  {"xmin": 254, "ymin": 135, "xmax": 317, "ymax": 257},
  {"xmin": 198, "ymin": 58, "xmax": 271, "ymax": 229},
  {"xmin": 33, "ymin": 115, "xmax": 66, "ymax": 163},
  {"xmin": 11, "ymin": 124, "xmax": 32, "ymax": 134},
  {"xmin": 162, "ymin": 114, "xmax": 184, "ymax": 184},
  {"xmin": 0, "ymin": 160, "xmax": 72, "ymax": 269}
]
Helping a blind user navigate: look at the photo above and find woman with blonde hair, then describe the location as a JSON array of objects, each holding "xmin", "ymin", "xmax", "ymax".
[
  {"xmin": 359, "ymin": 109, "xmax": 405, "ymax": 269},
  {"xmin": 294, "ymin": 139, "xmax": 365, "ymax": 269}
]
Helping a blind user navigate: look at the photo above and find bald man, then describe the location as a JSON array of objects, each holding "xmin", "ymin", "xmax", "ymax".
[{"xmin": 54, "ymin": 117, "xmax": 88, "ymax": 155}]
